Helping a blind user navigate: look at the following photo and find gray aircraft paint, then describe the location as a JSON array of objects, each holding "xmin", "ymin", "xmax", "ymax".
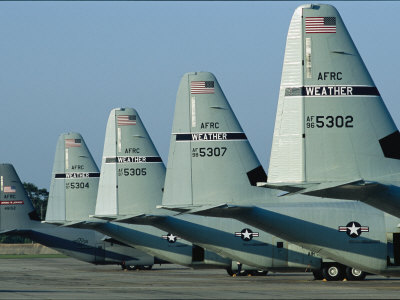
[
  {"xmin": 71, "ymin": 108, "xmax": 232, "ymax": 269},
  {"xmin": 0, "ymin": 162, "xmax": 151, "ymax": 266},
  {"xmin": 160, "ymin": 6, "xmax": 400, "ymax": 276},
  {"xmin": 46, "ymin": 133, "xmax": 99, "ymax": 222},
  {"xmin": 265, "ymin": 4, "xmax": 400, "ymax": 219},
  {"xmin": 92, "ymin": 98, "xmax": 320, "ymax": 271}
]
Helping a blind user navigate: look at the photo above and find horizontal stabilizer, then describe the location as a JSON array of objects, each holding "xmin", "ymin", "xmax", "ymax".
[
  {"xmin": 61, "ymin": 220, "xmax": 106, "ymax": 229},
  {"xmin": 157, "ymin": 204, "xmax": 232, "ymax": 215},
  {"xmin": 300, "ymin": 180, "xmax": 382, "ymax": 199},
  {"xmin": 90, "ymin": 215, "xmax": 118, "ymax": 221},
  {"xmin": 185, "ymin": 203, "xmax": 252, "ymax": 218},
  {"xmin": 114, "ymin": 214, "xmax": 166, "ymax": 225},
  {"xmin": 156, "ymin": 205, "xmax": 193, "ymax": 214},
  {"xmin": 259, "ymin": 179, "xmax": 372, "ymax": 197},
  {"xmin": 60, "ymin": 221, "xmax": 90, "ymax": 228},
  {"xmin": 41, "ymin": 220, "xmax": 66, "ymax": 226},
  {"xmin": 0, "ymin": 229, "xmax": 23, "ymax": 235},
  {"xmin": 257, "ymin": 182, "xmax": 315, "ymax": 193},
  {"xmin": 101, "ymin": 236, "xmax": 136, "ymax": 249}
]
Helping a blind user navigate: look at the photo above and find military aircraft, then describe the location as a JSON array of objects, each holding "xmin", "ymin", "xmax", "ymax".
[
  {"xmin": 88, "ymin": 105, "xmax": 325, "ymax": 277},
  {"xmin": 109, "ymin": 76, "xmax": 380, "ymax": 280},
  {"xmin": 65, "ymin": 108, "xmax": 246, "ymax": 272},
  {"xmin": 0, "ymin": 133, "xmax": 155, "ymax": 269},
  {"xmin": 260, "ymin": 4, "xmax": 400, "ymax": 221},
  {"xmin": 157, "ymin": 5, "xmax": 400, "ymax": 281}
]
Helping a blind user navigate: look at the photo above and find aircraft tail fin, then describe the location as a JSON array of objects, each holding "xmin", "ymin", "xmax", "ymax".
[
  {"xmin": 45, "ymin": 133, "xmax": 100, "ymax": 222},
  {"xmin": 162, "ymin": 72, "xmax": 269, "ymax": 208},
  {"xmin": 268, "ymin": 4, "xmax": 400, "ymax": 186},
  {"xmin": 94, "ymin": 108, "xmax": 165, "ymax": 217},
  {"xmin": 0, "ymin": 164, "xmax": 38, "ymax": 230}
]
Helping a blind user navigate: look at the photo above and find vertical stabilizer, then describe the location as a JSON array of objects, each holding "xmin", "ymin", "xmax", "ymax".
[
  {"xmin": 95, "ymin": 108, "xmax": 165, "ymax": 216},
  {"xmin": 268, "ymin": 4, "xmax": 399, "ymax": 184},
  {"xmin": 162, "ymin": 72, "xmax": 268, "ymax": 207},
  {"xmin": 46, "ymin": 133, "xmax": 99, "ymax": 222},
  {"xmin": 0, "ymin": 164, "xmax": 38, "ymax": 230}
]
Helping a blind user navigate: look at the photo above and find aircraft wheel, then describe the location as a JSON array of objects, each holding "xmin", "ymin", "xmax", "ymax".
[
  {"xmin": 312, "ymin": 270, "xmax": 324, "ymax": 280},
  {"xmin": 226, "ymin": 268, "xmax": 234, "ymax": 276},
  {"xmin": 138, "ymin": 265, "xmax": 153, "ymax": 271},
  {"xmin": 126, "ymin": 265, "xmax": 138, "ymax": 271},
  {"xmin": 249, "ymin": 270, "xmax": 268, "ymax": 276},
  {"xmin": 322, "ymin": 264, "xmax": 345, "ymax": 281},
  {"xmin": 345, "ymin": 267, "xmax": 366, "ymax": 281}
]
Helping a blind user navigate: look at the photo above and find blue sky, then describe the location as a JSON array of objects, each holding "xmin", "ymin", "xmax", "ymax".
[{"xmin": 1, "ymin": 1, "xmax": 399, "ymax": 189}]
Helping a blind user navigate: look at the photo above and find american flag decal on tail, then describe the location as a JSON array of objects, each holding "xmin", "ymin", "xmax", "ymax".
[
  {"xmin": 190, "ymin": 81, "xmax": 215, "ymax": 94},
  {"xmin": 3, "ymin": 186, "xmax": 16, "ymax": 193},
  {"xmin": 305, "ymin": 17, "xmax": 336, "ymax": 33},
  {"xmin": 117, "ymin": 115, "xmax": 136, "ymax": 126},
  {"xmin": 65, "ymin": 139, "xmax": 81, "ymax": 148}
]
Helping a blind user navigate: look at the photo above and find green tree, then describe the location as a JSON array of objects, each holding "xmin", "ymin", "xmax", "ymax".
[{"xmin": 23, "ymin": 182, "xmax": 49, "ymax": 221}]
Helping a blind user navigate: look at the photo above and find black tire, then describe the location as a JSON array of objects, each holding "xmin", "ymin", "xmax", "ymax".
[
  {"xmin": 226, "ymin": 268, "xmax": 234, "ymax": 276},
  {"xmin": 313, "ymin": 270, "xmax": 324, "ymax": 280},
  {"xmin": 345, "ymin": 267, "xmax": 366, "ymax": 281},
  {"xmin": 322, "ymin": 264, "xmax": 345, "ymax": 281},
  {"xmin": 249, "ymin": 270, "xmax": 268, "ymax": 276},
  {"xmin": 125, "ymin": 265, "xmax": 138, "ymax": 271}
]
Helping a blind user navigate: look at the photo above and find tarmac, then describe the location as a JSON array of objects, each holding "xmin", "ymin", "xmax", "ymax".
[{"xmin": 0, "ymin": 257, "xmax": 400, "ymax": 299}]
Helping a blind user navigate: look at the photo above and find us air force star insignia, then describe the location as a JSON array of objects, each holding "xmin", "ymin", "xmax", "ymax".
[
  {"xmin": 234, "ymin": 228, "xmax": 259, "ymax": 241},
  {"xmin": 162, "ymin": 233, "xmax": 179, "ymax": 243},
  {"xmin": 338, "ymin": 222, "xmax": 369, "ymax": 238}
]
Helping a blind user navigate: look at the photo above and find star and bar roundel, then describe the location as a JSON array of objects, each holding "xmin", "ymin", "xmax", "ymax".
[
  {"xmin": 235, "ymin": 228, "xmax": 259, "ymax": 241},
  {"xmin": 162, "ymin": 233, "xmax": 180, "ymax": 243},
  {"xmin": 338, "ymin": 221, "xmax": 369, "ymax": 238}
]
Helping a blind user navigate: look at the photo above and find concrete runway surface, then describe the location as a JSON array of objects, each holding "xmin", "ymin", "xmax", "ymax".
[{"xmin": 0, "ymin": 258, "xmax": 399, "ymax": 299}]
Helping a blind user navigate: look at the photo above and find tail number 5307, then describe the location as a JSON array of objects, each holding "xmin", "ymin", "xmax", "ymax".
[{"xmin": 192, "ymin": 147, "xmax": 227, "ymax": 158}]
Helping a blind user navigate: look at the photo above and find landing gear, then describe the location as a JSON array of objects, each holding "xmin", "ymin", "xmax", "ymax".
[
  {"xmin": 312, "ymin": 270, "xmax": 324, "ymax": 280},
  {"xmin": 322, "ymin": 263, "xmax": 345, "ymax": 281},
  {"xmin": 248, "ymin": 270, "xmax": 268, "ymax": 276},
  {"xmin": 125, "ymin": 265, "xmax": 138, "ymax": 270},
  {"xmin": 315, "ymin": 264, "xmax": 367, "ymax": 281},
  {"xmin": 121, "ymin": 263, "xmax": 153, "ymax": 271},
  {"xmin": 226, "ymin": 268, "xmax": 234, "ymax": 276},
  {"xmin": 226, "ymin": 268, "xmax": 267, "ymax": 277},
  {"xmin": 345, "ymin": 267, "xmax": 366, "ymax": 281}
]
